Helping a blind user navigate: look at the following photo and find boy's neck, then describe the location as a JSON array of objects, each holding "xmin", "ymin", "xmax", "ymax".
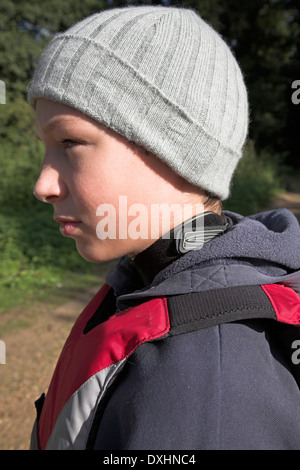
[{"xmin": 131, "ymin": 211, "xmax": 229, "ymax": 285}]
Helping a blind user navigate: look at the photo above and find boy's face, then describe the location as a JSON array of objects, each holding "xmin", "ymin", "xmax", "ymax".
[{"xmin": 34, "ymin": 99, "xmax": 195, "ymax": 262}]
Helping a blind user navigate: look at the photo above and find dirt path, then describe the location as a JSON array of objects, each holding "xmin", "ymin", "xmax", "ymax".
[
  {"xmin": 0, "ymin": 286, "xmax": 101, "ymax": 450},
  {"xmin": 0, "ymin": 178, "xmax": 299, "ymax": 450}
]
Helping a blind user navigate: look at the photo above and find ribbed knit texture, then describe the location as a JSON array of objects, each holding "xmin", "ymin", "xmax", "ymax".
[{"xmin": 27, "ymin": 6, "xmax": 249, "ymax": 200}]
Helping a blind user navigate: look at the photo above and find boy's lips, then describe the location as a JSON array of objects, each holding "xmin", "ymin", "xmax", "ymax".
[{"xmin": 54, "ymin": 217, "xmax": 81, "ymax": 236}]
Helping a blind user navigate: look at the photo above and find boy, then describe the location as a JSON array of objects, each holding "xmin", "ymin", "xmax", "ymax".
[{"xmin": 27, "ymin": 6, "xmax": 300, "ymax": 450}]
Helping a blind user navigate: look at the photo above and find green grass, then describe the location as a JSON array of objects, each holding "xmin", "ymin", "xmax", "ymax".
[
  {"xmin": 0, "ymin": 266, "xmax": 113, "ymax": 335},
  {"xmin": 0, "ymin": 263, "xmax": 110, "ymax": 314},
  {"xmin": 0, "ymin": 204, "xmax": 114, "ymax": 313}
]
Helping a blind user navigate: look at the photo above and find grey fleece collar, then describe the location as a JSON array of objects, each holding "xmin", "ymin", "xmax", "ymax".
[{"xmin": 105, "ymin": 208, "xmax": 300, "ymax": 310}]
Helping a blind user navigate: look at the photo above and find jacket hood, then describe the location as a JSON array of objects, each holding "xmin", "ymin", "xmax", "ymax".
[
  {"xmin": 157, "ymin": 208, "xmax": 300, "ymax": 279},
  {"xmin": 106, "ymin": 208, "xmax": 300, "ymax": 307}
]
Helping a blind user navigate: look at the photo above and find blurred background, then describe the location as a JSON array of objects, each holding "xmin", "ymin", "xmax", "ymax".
[{"xmin": 0, "ymin": 0, "xmax": 299, "ymax": 449}]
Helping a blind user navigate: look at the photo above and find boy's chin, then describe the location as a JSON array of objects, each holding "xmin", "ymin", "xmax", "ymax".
[
  {"xmin": 76, "ymin": 247, "xmax": 118, "ymax": 264},
  {"xmin": 74, "ymin": 239, "xmax": 140, "ymax": 264}
]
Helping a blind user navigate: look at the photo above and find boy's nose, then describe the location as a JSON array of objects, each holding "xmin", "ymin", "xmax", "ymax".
[{"xmin": 33, "ymin": 164, "xmax": 67, "ymax": 204}]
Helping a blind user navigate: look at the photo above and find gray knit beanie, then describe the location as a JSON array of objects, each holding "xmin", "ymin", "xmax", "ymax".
[{"xmin": 27, "ymin": 6, "xmax": 248, "ymax": 200}]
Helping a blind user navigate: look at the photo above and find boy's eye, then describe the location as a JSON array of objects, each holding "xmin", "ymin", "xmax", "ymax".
[{"xmin": 61, "ymin": 139, "xmax": 79, "ymax": 149}]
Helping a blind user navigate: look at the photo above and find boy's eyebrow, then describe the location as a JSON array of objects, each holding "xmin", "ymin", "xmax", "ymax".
[
  {"xmin": 34, "ymin": 119, "xmax": 59, "ymax": 140},
  {"xmin": 35, "ymin": 116, "xmax": 78, "ymax": 138},
  {"xmin": 41, "ymin": 118, "xmax": 67, "ymax": 133}
]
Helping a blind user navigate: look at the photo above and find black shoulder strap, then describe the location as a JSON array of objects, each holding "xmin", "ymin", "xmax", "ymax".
[
  {"xmin": 166, "ymin": 284, "xmax": 300, "ymax": 389},
  {"xmin": 166, "ymin": 284, "xmax": 277, "ymax": 336}
]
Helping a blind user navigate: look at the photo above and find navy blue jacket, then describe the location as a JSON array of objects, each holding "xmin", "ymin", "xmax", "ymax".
[{"xmin": 93, "ymin": 209, "xmax": 300, "ymax": 450}]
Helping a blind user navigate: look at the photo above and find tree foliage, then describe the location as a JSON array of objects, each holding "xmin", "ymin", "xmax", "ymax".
[{"xmin": 0, "ymin": 0, "xmax": 107, "ymax": 95}]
